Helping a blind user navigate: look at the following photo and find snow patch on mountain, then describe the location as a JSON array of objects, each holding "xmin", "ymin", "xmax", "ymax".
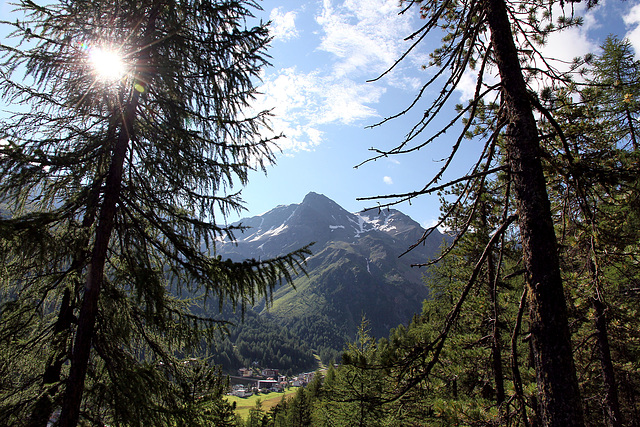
[
  {"xmin": 358, "ymin": 211, "xmax": 403, "ymax": 234},
  {"xmin": 246, "ymin": 224, "xmax": 289, "ymax": 242},
  {"xmin": 350, "ymin": 214, "xmax": 369, "ymax": 237},
  {"xmin": 217, "ymin": 193, "xmax": 430, "ymax": 252},
  {"xmin": 284, "ymin": 207, "xmax": 297, "ymax": 225}
]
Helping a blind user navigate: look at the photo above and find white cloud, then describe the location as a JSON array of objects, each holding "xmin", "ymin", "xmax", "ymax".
[
  {"xmin": 316, "ymin": 0, "xmax": 420, "ymax": 81},
  {"xmin": 383, "ymin": 176, "xmax": 393, "ymax": 185},
  {"xmin": 540, "ymin": 4, "xmax": 599, "ymax": 65},
  {"xmin": 422, "ymin": 218, "xmax": 450, "ymax": 233},
  {"xmin": 457, "ymin": 65, "xmax": 498, "ymax": 103},
  {"xmin": 305, "ymin": 127, "xmax": 324, "ymax": 147},
  {"xmin": 624, "ymin": 4, "xmax": 640, "ymax": 58},
  {"xmin": 255, "ymin": 68, "xmax": 321, "ymax": 151},
  {"xmin": 257, "ymin": 0, "xmax": 633, "ymax": 153},
  {"xmin": 423, "ymin": 218, "xmax": 440, "ymax": 229},
  {"xmin": 269, "ymin": 7, "xmax": 299, "ymax": 42},
  {"xmin": 255, "ymin": 66, "xmax": 384, "ymax": 151},
  {"xmin": 316, "ymin": 80, "xmax": 384, "ymax": 124},
  {"xmin": 254, "ymin": 1, "xmax": 426, "ymax": 151},
  {"xmin": 525, "ymin": 11, "xmax": 599, "ymax": 94}
]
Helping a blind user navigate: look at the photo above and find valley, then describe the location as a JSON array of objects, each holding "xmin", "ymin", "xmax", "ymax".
[{"xmin": 209, "ymin": 192, "xmax": 448, "ymax": 372}]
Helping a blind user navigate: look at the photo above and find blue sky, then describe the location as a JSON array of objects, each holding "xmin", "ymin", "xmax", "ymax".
[
  {"xmin": 2, "ymin": 0, "xmax": 640, "ymax": 228},
  {"xmin": 234, "ymin": 0, "xmax": 640, "ymax": 228}
]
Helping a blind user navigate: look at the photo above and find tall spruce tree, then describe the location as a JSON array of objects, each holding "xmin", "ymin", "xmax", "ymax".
[
  {"xmin": 538, "ymin": 35, "xmax": 640, "ymax": 425},
  {"xmin": 322, "ymin": 321, "xmax": 390, "ymax": 427},
  {"xmin": 588, "ymin": 36, "xmax": 640, "ymax": 151},
  {"xmin": 357, "ymin": 0, "xmax": 596, "ymax": 424},
  {"xmin": 0, "ymin": 1, "xmax": 309, "ymax": 425}
]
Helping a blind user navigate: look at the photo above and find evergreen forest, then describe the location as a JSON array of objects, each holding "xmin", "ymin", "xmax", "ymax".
[{"xmin": 1, "ymin": 0, "xmax": 639, "ymax": 426}]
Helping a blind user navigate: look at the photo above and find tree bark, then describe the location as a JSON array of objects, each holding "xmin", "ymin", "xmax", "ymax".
[
  {"xmin": 487, "ymin": 249, "xmax": 505, "ymax": 407},
  {"xmin": 59, "ymin": 7, "xmax": 160, "ymax": 423},
  {"xmin": 480, "ymin": 198, "xmax": 506, "ymax": 408},
  {"xmin": 484, "ymin": 0, "xmax": 585, "ymax": 425},
  {"xmin": 32, "ymin": 148, "xmax": 108, "ymax": 427},
  {"xmin": 593, "ymin": 297, "xmax": 623, "ymax": 427},
  {"xmin": 59, "ymin": 87, "xmax": 140, "ymax": 427},
  {"xmin": 29, "ymin": 288, "xmax": 75, "ymax": 427}
]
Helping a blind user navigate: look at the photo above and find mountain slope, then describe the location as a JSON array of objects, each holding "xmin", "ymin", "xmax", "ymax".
[{"xmin": 216, "ymin": 192, "xmax": 447, "ymax": 360}]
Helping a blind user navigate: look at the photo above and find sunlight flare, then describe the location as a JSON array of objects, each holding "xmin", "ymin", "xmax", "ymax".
[{"xmin": 89, "ymin": 47, "xmax": 126, "ymax": 81}]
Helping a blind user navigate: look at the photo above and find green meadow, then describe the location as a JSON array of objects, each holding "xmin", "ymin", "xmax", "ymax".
[{"xmin": 225, "ymin": 388, "xmax": 300, "ymax": 421}]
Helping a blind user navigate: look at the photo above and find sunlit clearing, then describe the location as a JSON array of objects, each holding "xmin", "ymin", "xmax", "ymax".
[{"xmin": 90, "ymin": 48, "xmax": 126, "ymax": 81}]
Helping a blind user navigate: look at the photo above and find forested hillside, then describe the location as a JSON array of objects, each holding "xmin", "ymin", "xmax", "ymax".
[
  {"xmin": 206, "ymin": 310, "xmax": 319, "ymax": 376},
  {"xmin": 211, "ymin": 192, "xmax": 447, "ymax": 370}
]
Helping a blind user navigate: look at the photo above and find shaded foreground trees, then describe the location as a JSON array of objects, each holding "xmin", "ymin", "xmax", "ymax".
[
  {"xmin": 483, "ymin": 0, "xmax": 583, "ymax": 422},
  {"xmin": 305, "ymin": 32, "xmax": 640, "ymax": 427},
  {"xmin": 0, "ymin": 0, "xmax": 309, "ymax": 425},
  {"xmin": 355, "ymin": 0, "xmax": 632, "ymax": 425},
  {"xmin": 539, "ymin": 35, "xmax": 640, "ymax": 425}
]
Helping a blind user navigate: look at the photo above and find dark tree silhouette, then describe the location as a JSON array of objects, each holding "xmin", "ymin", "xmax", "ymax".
[
  {"xmin": 357, "ymin": 0, "xmax": 593, "ymax": 424},
  {"xmin": 0, "ymin": 1, "xmax": 309, "ymax": 425}
]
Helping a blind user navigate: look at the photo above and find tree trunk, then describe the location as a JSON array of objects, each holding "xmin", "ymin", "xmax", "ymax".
[
  {"xmin": 29, "ymin": 291, "xmax": 73, "ymax": 427},
  {"xmin": 58, "ymin": 7, "xmax": 159, "ymax": 423},
  {"xmin": 487, "ymin": 250, "xmax": 505, "ymax": 407},
  {"xmin": 32, "ymin": 149, "xmax": 108, "ymax": 427},
  {"xmin": 480, "ymin": 198, "xmax": 506, "ymax": 408},
  {"xmin": 58, "ymin": 87, "xmax": 140, "ymax": 426},
  {"xmin": 484, "ymin": 0, "xmax": 585, "ymax": 425},
  {"xmin": 593, "ymin": 297, "xmax": 623, "ymax": 427}
]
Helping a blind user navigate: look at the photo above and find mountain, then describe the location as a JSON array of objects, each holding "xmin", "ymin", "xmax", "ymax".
[{"xmin": 214, "ymin": 192, "xmax": 447, "ymax": 364}]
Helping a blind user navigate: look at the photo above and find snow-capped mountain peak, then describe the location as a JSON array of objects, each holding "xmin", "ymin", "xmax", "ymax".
[{"xmin": 217, "ymin": 192, "xmax": 439, "ymax": 261}]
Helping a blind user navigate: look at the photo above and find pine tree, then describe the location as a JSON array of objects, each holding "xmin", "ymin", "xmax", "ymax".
[
  {"xmin": 246, "ymin": 399, "xmax": 267, "ymax": 427},
  {"xmin": 0, "ymin": 1, "xmax": 309, "ymax": 425},
  {"xmin": 362, "ymin": 173, "xmax": 534, "ymax": 425},
  {"xmin": 357, "ymin": 1, "xmax": 593, "ymax": 424},
  {"xmin": 588, "ymin": 36, "xmax": 640, "ymax": 150},
  {"xmin": 330, "ymin": 32, "xmax": 640, "ymax": 427},
  {"xmin": 286, "ymin": 387, "xmax": 312, "ymax": 427},
  {"xmin": 322, "ymin": 320, "xmax": 391, "ymax": 427},
  {"xmin": 538, "ymin": 35, "xmax": 640, "ymax": 426}
]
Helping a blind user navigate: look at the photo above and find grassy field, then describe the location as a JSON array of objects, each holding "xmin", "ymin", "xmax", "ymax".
[{"xmin": 225, "ymin": 388, "xmax": 299, "ymax": 421}]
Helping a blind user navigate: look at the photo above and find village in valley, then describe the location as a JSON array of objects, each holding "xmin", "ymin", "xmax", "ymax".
[{"xmin": 228, "ymin": 367, "xmax": 319, "ymax": 398}]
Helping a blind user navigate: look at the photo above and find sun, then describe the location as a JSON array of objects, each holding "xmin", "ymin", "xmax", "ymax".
[{"xmin": 89, "ymin": 47, "xmax": 126, "ymax": 81}]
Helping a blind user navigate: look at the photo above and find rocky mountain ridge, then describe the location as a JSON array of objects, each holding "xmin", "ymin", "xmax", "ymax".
[{"xmin": 214, "ymin": 192, "xmax": 447, "ymax": 358}]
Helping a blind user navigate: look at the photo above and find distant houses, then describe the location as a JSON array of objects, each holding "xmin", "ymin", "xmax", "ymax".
[
  {"xmin": 257, "ymin": 379, "xmax": 280, "ymax": 392},
  {"xmin": 290, "ymin": 371, "xmax": 315, "ymax": 387},
  {"xmin": 237, "ymin": 367, "xmax": 280, "ymax": 378},
  {"xmin": 261, "ymin": 368, "xmax": 279, "ymax": 378},
  {"xmin": 238, "ymin": 368, "xmax": 252, "ymax": 377},
  {"xmin": 230, "ymin": 384, "xmax": 253, "ymax": 398},
  {"xmin": 228, "ymin": 367, "xmax": 318, "ymax": 397}
]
